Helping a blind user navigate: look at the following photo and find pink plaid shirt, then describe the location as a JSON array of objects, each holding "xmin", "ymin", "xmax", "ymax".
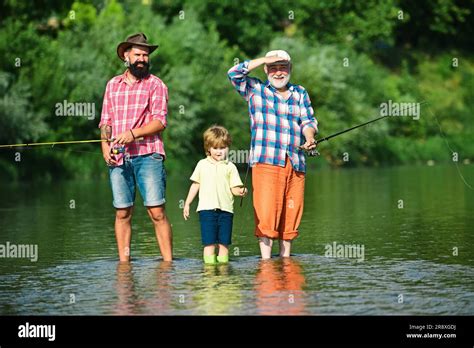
[{"xmin": 99, "ymin": 71, "xmax": 168, "ymax": 165}]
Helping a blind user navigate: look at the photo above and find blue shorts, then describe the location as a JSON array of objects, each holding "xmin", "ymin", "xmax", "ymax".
[
  {"xmin": 109, "ymin": 153, "xmax": 166, "ymax": 208},
  {"xmin": 199, "ymin": 209, "xmax": 233, "ymax": 246}
]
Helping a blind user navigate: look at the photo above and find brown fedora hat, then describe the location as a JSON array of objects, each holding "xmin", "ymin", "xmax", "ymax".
[{"xmin": 117, "ymin": 32, "xmax": 159, "ymax": 61}]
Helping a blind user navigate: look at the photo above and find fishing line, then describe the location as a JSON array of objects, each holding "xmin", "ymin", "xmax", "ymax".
[
  {"xmin": 239, "ymin": 147, "xmax": 253, "ymax": 207},
  {"xmin": 48, "ymin": 146, "xmax": 103, "ymax": 156},
  {"xmin": 425, "ymin": 102, "xmax": 473, "ymax": 190}
]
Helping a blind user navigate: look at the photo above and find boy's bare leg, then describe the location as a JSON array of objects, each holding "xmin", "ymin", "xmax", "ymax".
[
  {"xmin": 259, "ymin": 237, "xmax": 273, "ymax": 259},
  {"xmin": 115, "ymin": 207, "xmax": 133, "ymax": 262},
  {"xmin": 279, "ymin": 239, "xmax": 292, "ymax": 257},
  {"xmin": 204, "ymin": 245, "xmax": 216, "ymax": 256},
  {"xmin": 217, "ymin": 244, "xmax": 229, "ymax": 263},
  {"xmin": 147, "ymin": 205, "xmax": 173, "ymax": 261}
]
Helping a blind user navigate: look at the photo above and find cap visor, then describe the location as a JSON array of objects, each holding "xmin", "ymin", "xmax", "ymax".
[{"xmin": 266, "ymin": 60, "xmax": 290, "ymax": 66}]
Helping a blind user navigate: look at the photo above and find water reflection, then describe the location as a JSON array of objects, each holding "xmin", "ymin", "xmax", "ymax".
[
  {"xmin": 113, "ymin": 258, "xmax": 309, "ymax": 315},
  {"xmin": 192, "ymin": 264, "xmax": 244, "ymax": 315},
  {"xmin": 148, "ymin": 261, "xmax": 174, "ymax": 314},
  {"xmin": 114, "ymin": 262, "xmax": 137, "ymax": 315},
  {"xmin": 1, "ymin": 254, "xmax": 473, "ymax": 315},
  {"xmin": 255, "ymin": 258, "xmax": 308, "ymax": 315},
  {"xmin": 1, "ymin": 165, "xmax": 473, "ymax": 315},
  {"xmin": 114, "ymin": 261, "xmax": 174, "ymax": 315}
]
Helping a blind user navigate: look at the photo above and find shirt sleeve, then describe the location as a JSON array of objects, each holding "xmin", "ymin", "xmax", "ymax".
[
  {"xmin": 189, "ymin": 161, "xmax": 201, "ymax": 183},
  {"xmin": 150, "ymin": 81, "xmax": 168, "ymax": 128},
  {"xmin": 300, "ymin": 88, "xmax": 318, "ymax": 134},
  {"xmin": 227, "ymin": 60, "xmax": 259, "ymax": 101},
  {"xmin": 98, "ymin": 82, "xmax": 113, "ymax": 128},
  {"xmin": 229, "ymin": 162, "xmax": 243, "ymax": 188}
]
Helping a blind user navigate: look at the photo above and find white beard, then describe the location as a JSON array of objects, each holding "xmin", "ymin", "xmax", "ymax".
[{"xmin": 269, "ymin": 73, "xmax": 291, "ymax": 89}]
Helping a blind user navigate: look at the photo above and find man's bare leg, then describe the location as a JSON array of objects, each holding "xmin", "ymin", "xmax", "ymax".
[
  {"xmin": 115, "ymin": 207, "xmax": 133, "ymax": 262},
  {"xmin": 147, "ymin": 205, "xmax": 173, "ymax": 261},
  {"xmin": 279, "ymin": 239, "xmax": 292, "ymax": 257},
  {"xmin": 259, "ymin": 237, "xmax": 273, "ymax": 259}
]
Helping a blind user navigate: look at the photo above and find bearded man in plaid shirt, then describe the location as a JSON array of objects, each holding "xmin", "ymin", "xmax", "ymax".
[
  {"xmin": 228, "ymin": 50, "xmax": 318, "ymax": 259},
  {"xmin": 99, "ymin": 33, "xmax": 172, "ymax": 262}
]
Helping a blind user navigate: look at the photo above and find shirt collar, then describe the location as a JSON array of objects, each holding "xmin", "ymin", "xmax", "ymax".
[{"xmin": 206, "ymin": 156, "xmax": 229, "ymax": 164}]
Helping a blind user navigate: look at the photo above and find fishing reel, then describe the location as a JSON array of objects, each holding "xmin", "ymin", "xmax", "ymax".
[
  {"xmin": 298, "ymin": 143, "xmax": 320, "ymax": 157},
  {"xmin": 106, "ymin": 137, "xmax": 126, "ymax": 155},
  {"xmin": 306, "ymin": 149, "xmax": 320, "ymax": 157},
  {"xmin": 111, "ymin": 145, "xmax": 126, "ymax": 155}
]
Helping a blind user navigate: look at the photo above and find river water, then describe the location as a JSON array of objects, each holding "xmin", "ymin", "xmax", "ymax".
[{"xmin": 0, "ymin": 164, "xmax": 473, "ymax": 315}]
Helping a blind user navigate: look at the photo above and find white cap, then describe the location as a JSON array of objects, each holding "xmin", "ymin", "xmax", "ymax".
[{"xmin": 265, "ymin": 50, "xmax": 291, "ymax": 65}]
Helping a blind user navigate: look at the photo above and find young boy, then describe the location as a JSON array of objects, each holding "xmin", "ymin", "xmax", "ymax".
[{"xmin": 183, "ymin": 125, "xmax": 247, "ymax": 264}]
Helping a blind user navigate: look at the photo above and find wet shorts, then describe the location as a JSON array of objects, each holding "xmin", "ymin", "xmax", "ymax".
[{"xmin": 198, "ymin": 209, "xmax": 233, "ymax": 246}]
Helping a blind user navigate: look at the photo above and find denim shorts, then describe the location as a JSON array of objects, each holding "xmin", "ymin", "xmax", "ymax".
[
  {"xmin": 109, "ymin": 153, "xmax": 166, "ymax": 208},
  {"xmin": 199, "ymin": 209, "xmax": 233, "ymax": 246}
]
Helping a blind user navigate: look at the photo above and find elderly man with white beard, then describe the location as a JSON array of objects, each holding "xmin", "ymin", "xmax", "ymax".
[{"xmin": 228, "ymin": 50, "xmax": 318, "ymax": 259}]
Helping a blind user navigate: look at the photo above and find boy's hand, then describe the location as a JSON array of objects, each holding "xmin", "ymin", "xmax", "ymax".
[
  {"xmin": 183, "ymin": 204, "xmax": 190, "ymax": 220},
  {"xmin": 231, "ymin": 186, "xmax": 247, "ymax": 196}
]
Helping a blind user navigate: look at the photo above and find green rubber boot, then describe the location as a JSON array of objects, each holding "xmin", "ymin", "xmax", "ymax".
[
  {"xmin": 217, "ymin": 255, "xmax": 229, "ymax": 263},
  {"xmin": 204, "ymin": 254, "xmax": 217, "ymax": 264}
]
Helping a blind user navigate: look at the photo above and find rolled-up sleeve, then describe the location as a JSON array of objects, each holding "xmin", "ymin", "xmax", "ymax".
[
  {"xmin": 300, "ymin": 89, "xmax": 318, "ymax": 134},
  {"xmin": 150, "ymin": 81, "xmax": 168, "ymax": 128},
  {"xmin": 229, "ymin": 163, "xmax": 243, "ymax": 188},
  {"xmin": 190, "ymin": 161, "xmax": 201, "ymax": 183},
  {"xmin": 98, "ymin": 82, "xmax": 113, "ymax": 128},
  {"xmin": 227, "ymin": 60, "xmax": 257, "ymax": 101}
]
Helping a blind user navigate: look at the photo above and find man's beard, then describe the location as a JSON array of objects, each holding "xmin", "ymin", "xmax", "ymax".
[
  {"xmin": 128, "ymin": 61, "xmax": 150, "ymax": 79},
  {"xmin": 269, "ymin": 73, "xmax": 291, "ymax": 89}
]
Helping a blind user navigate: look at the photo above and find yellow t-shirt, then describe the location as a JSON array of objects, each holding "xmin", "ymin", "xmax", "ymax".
[{"xmin": 190, "ymin": 157, "xmax": 243, "ymax": 214}]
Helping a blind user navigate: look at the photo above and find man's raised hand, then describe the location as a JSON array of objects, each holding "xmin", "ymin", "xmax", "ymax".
[
  {"xmin": 248, "ymin": 56, "xmax": 289, "ymax": 71},
  {"xmin": 264, "ymin": 56, "xmax": 289, "ymax": 65}
]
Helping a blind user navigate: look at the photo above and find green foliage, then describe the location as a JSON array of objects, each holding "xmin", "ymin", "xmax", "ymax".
[
  {"xmin": 396, "ymin": 0, "xmax": 474, "ymax": 52},
  {"xmin": 0, "ymin": 72, "xmax": 48, "ymax": 144},
  {"xmin": 293, "ymin": 0, "xmax": 400, "ymax": 52}
]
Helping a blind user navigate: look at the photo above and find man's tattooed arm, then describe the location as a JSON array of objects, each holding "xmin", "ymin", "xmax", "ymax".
[{"xmin": 100, "ymin": 125, "xmax": 112, "ymax": 140}]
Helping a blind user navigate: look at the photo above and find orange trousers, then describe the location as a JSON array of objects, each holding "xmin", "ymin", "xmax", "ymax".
[{"xmin": 252, "ymin": 157, "xmax": 305, "ymax": 240}]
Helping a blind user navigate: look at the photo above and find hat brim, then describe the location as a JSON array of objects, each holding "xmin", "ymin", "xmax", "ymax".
[{"xmin": 117, "ymin": 42, "xmax": 159, "ymax": 61}]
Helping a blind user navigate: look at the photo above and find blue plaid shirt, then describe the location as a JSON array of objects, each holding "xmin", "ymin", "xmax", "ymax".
[{"xmin": 228, "ymin": 60, "xmax": 318, "ymax": 173}]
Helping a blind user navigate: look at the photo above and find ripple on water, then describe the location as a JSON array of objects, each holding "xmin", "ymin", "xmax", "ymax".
[{"xmin": 0, "ymin": 255, "xmax": 472, "ymax": 315}]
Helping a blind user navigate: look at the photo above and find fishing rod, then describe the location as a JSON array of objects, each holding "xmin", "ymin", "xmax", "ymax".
[
  {"xmin": 300, "ymin": 114, "xmax": 388, "ymax": 157},
  {"xmin": 238, "ymin": 117, "xmax": 389, "ymax": 206},
  {"xmin": 0, "ymin": 137, "xmax": 143, "ymax": 154},
  {"xmin": 301, "ymin": 100, "xmax": 427, "ymax": 156},
  {"xmin": 0, "ymin": 139, "xmax": 107, "ymax": 148},
  {"xmin": 239, "ymin": 101, "xmax": 427, "ymax": 206},
  {"xmin": 239, "ymin": 115, "xmax": 389, "ymax": 206},
  {"xmin": 240, "ymin": 154, "xmax": 252, "ymax": 207}
]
